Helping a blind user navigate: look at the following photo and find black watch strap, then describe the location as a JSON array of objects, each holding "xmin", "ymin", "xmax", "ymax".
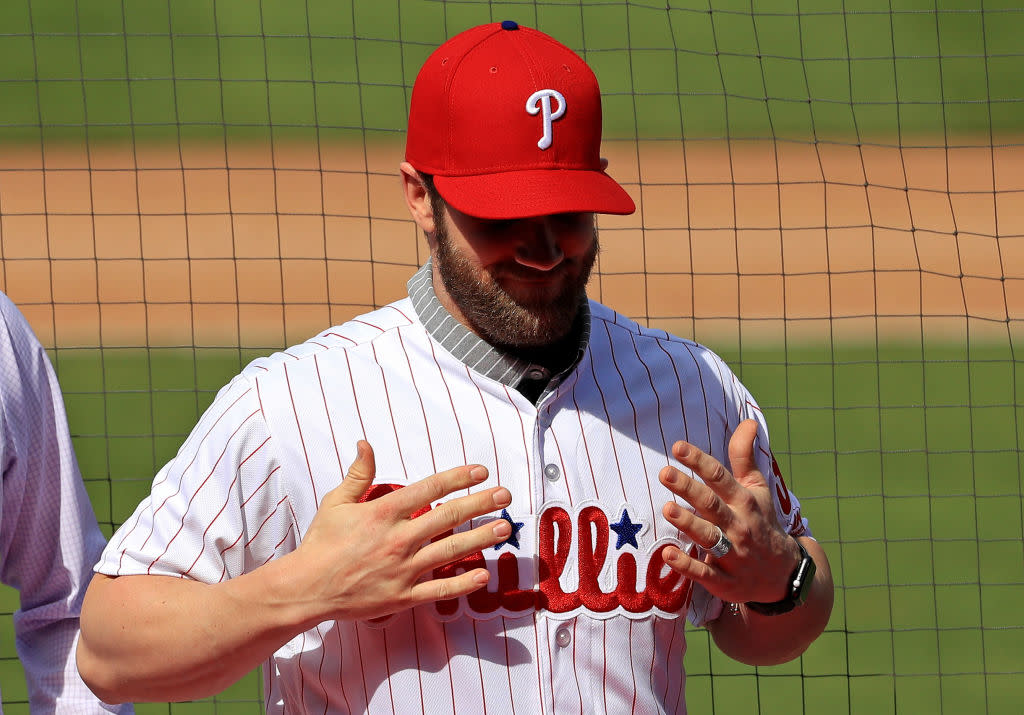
[{"xmin": 745, "ymin": 538, "xmax": 816, "ymax": 616}]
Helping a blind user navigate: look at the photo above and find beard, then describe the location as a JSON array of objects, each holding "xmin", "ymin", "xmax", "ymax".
[{"xmin": 433, "ymin": 218, "xmax": 597, "ymax": 351}]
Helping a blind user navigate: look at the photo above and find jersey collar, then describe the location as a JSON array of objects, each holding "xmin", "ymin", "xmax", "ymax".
[{"xmin": 407, "ymin": 260, "xmax": 590, "ymax": 390}]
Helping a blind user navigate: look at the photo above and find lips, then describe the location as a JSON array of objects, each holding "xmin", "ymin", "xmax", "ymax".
[{"xmin": 494, "ymin": 263, "xmax": 573, "ymax": 284}]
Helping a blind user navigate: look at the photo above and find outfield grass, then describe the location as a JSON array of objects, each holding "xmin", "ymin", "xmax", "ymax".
[
  {"xmin": 1, "ymin": 0, "xmax": 1021, "ymax": 711},
  {"xmin": 0, "ymin": 338, "xmax": 1017, "ymax": 712},
  {"xmin": 2, "ymin": 0, "xmax": 1022, "ymax": 145}
]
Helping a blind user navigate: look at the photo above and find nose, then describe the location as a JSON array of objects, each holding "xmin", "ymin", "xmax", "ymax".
[{"xmin": 514, "ymin": 218, "xmax": 564, "ymax": 271}]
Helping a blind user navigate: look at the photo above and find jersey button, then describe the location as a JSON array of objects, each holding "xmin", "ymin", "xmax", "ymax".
[
  {"xmin": 555, "ymin": 627, "xmax": 572, "ymax": 648},
  {"xmin": 543, "ymin": 463, "xmax": 561, "ymax": 481}
]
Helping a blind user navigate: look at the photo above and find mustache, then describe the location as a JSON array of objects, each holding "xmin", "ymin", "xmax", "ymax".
[{"xmin": 490, "ymin": 264, "xmax": 573, "ymax": 281}]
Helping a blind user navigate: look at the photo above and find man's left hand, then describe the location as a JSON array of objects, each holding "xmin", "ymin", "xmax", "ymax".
[{"xmin": 657, "ymin": 419, "xmax": 801, "ymax": 605}]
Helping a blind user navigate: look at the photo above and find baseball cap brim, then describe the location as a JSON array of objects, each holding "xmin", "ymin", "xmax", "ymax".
[{"xmin": 433, "ymin": 168, "xmax": 636, "ymax": 220}]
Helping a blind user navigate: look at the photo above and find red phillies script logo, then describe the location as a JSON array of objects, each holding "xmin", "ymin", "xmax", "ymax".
[{"xmin": 360, "ymin": 485, "xmax": 696, "ymax": 622}]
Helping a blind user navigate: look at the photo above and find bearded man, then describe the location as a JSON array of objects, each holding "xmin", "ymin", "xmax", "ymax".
[{"xmin": 79, "ymin": 21, "xmax": 832, "ymax": 713}]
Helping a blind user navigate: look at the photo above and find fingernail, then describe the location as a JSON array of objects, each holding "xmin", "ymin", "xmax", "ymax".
[
  {"xmin": 493, "ymin": 520, "xmax": 511, "ymax": 537},
  {"xmin": 662, "ymin": 470, "xmax": 677, "ymax": 485},
  {"xmin": 470, "ymin": 466, "xmax": 487, "ymax": 483},
  {"xmin": 473, "ymin": 571, "xmax": 489, "ymax": 585},
  {"xmin": 492, "ymin": 488, "xmax": 511, "ymax": 507},
  {"xmin": 665, "ymin": 503, "xmax": 681, "ymax": 519}
]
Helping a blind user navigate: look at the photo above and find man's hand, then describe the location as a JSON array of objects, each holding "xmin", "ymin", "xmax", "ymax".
[
  {"xmin": 657, "ymin": 420, "xmax": 800, "ymax": 605},
  {"xmin": 289, "ymin": 440, "xmax": 513, "ymax": 625}
]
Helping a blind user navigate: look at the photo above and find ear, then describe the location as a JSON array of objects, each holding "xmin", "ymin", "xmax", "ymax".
[{"xmin": 400, "ymin": 162, "xmax": 437, "ymax": 237}]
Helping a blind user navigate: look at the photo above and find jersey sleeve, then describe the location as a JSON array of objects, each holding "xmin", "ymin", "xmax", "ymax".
[
  {"xmin": 734, "ymin": 377, "xmax": 811, "ymax": 540},
  {"xmin": 0, "ymin": 294, "xmax": 132, "ymax": 712},
  {"xmin": 685, "ymin": 357, "xmax": 811, "ymax": 627},
  {"xmin": 97, "ymin": 373, "xmax": 297, "ymax": 585}
]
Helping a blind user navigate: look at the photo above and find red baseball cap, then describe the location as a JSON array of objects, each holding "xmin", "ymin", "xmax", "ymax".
[{"xmin": 405, "ymin": 21, "xmax": 636, "ymax": 219}]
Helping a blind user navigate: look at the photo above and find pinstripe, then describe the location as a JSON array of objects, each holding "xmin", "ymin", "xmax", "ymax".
[
  {"xmin": 628, "ymin": 620, "xmax": 638, "ymax": 714},
  {"xmin": 98, "ymin": 265, "xmax": 811, "ymax": 713},
  {"xmin": 605, "ymin": 323, "xmax": 659, "ymax": 540},
  {"xmin": 182, "ymin": 434, "xmax": 270, "ymax": 576},
  {"xmin": 314, "ymin": 353, "xmax": 345, "ymax": 475},
  {"xmin": 342, "ymin": 350, "xmax": 368, "ymax": 442},
  {"xmin": 146, "ymin": 408, "xmax": 260, "ymax": 574},
  {"xmin": 371, "ymin": 341, "xmax": 410, "ymax": 480},
  {"xmin": 502, "ymin": 382, "xmax": 534, "ymax": 512},
  {"xmin": 426, "ymin": 331, "xmax": 469, "ymax": 465},
  {"xmin": 396, "ymin": 327, "xmax": 432, "ymax": 715},
  {"xmin": 398, "ymin": 327, "xmax": 437, "ymax": 475},
  {"xmin": 629, "ymin": 331, "xmax": 672, "ymax": 541},
  {"xmin": 381, "ymin": 628, "xmax": 398, "ymax": 714},
  {"xmin": 468, "ymin": 365, "xmax": 501, "ymax": 486},
  {"xmin": 116, "ymin": 387, "xmax": 252, "ymax": 558},
  {"xmin": 583, "ymin": 346, "xmax": 626, "ymax": 501},
  {"xmin": 426, "ymin": 349, "xmax": 466, "ymax": 709},
  {"xmin": 408, "ymin": 609, "xmax": 428, "ymax": 715},
  {"xmin": 284, "ymin": 362, "xmax": 319, "ymax": 505},
  {"xmin": 571, "ymin": 381, "xmax": 601, "ymax": 498},
  {"xmin": 333, "ymin": 625, "xmax": 354, "ymax": 715},
  {"xmin": 353, "ymin": 624, "xmax": 371, "ymax": 714}
]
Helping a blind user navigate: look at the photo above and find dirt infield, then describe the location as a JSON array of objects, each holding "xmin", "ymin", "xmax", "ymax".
[{"xmin": 1, "ymin": 138, "xmax": 1021, "ymax": 349}]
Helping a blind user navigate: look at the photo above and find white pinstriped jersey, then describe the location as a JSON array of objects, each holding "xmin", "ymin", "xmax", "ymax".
[
  {"xmin": 97, "ymin": 265, "xmax": 809, "ymax": 714},
  {"xmin": 0, "ymin": 292, "xmax": 132, "ymax": 714}
]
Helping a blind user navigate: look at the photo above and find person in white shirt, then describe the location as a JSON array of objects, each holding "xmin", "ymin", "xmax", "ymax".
[{"xmin": 0, "ymin": 291, "xmax": 132, "ymax": 713}]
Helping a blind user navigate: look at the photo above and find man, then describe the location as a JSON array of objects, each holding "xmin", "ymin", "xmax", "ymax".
[
  {"xmin": 0, "ymin": 291, "xmax": 132, "ymax": 712},
  {"xmin": 78, "ymin": 21, "xmax": 832, "ymax": 712}
]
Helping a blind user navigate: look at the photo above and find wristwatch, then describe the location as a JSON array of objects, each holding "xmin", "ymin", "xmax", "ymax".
[{"xmin": 745, "ymin": 538, "xmax": 816, "ymax": 616}]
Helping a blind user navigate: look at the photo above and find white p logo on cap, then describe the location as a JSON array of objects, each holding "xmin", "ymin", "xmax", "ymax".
[{"xmin": 526, "ymin": 89, "xmax": 566, "ymax": 150}]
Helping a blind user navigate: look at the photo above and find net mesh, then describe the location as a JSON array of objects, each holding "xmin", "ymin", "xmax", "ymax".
[{"xmin": 0, "ymin": 1, "xmax": 1020, "ymax": 712}]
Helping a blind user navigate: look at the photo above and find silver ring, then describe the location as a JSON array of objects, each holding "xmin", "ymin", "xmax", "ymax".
[{"xmin": 706, "ymin": 526, "xmax": 732, "ymax": 558}]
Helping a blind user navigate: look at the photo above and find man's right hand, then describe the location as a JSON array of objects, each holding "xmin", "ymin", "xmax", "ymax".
[
  {"xmin": 77, "ymin": 440, "xmax": 512, "ymax": 704},
  {"xmin": 288, "ymin": 439, "xmax": 512, "ymax": 625}
]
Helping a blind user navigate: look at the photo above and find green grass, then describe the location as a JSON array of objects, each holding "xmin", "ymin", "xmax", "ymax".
[
  {"xmin": 0, "ymin": 338, "xmax": 1018, "ymax": 712},
  {"xmin": 1, "ymin": 0, "xmax": 1022, "ymax": 145},
  {"xmin": 1, "ymin": 0, "xmax": 1021, "ymax": 709}
]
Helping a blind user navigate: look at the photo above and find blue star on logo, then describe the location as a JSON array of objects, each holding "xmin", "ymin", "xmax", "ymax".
[
  {"xmin": 609, "ymin": 509, "xmax": 643, "ymax": 549},
  {"xmin": 494, "ymin": 508, "xmax": 524, "ymax": 551}
]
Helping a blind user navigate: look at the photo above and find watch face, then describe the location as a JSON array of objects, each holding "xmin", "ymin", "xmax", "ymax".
[{"xmin": 792, "ymin": 545, "xmax": 816, "ymax": 605}]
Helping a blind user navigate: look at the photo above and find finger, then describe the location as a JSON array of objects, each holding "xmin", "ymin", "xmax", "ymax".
[
  {"xmin": 728, "ymin": 419, "xmax": 767, "ymax": 489},
  {"xmin": 660, "ymin": 543, "xmax": 718, "ymax": 585},
  {"xmin": 408, "ymin": 568, "xmax": 491, "ymax": 605},
  {"xmin": 328, "ymin": 440, "xmax": 377, "ymax": 505},
  {"xmin": 662, "ymin": 501, "xmax": 723, "ymax": 549},
  {"xmin": 671, "ymin": 439, "xmax": 742, "ymax": 502},
  {"xmin": 412, "ymin": 517, "xmax": 513, "ymax": 573},
  {"xmin": 384, "ymin": 464, "xmax": 492, "ymax": 519},
  {"xmin": 659, "ymin": 465, "xmax": 731, "ymax": 525},
  {"xmin": 410, "ymin": 485, "xmax": 512, "ymax": 541}
]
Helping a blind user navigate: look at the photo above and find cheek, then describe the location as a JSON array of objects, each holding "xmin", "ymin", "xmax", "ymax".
[
  {"xmin": 564, "ymin": 230, "xmax": 597, "ymax": 261},
  {"xmin": 465, "ymin": 240, "xmax": 518, "ymax": 270}
]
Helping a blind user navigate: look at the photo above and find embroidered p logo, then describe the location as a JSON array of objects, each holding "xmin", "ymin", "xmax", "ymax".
[{"xmin": 526, "ymin": 89, "xmax": 566, "ymax": 150}]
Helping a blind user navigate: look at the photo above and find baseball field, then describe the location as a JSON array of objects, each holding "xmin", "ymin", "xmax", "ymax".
[{"xmin": 0, "ymin": 0, "xmax": 1021, "ymax": 712}]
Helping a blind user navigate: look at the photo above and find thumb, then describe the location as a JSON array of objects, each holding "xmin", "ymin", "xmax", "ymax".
[
  {"xmin": 328, "ymin": 440, "xmax": 377, "ymax": 505},
  {"xmin": 728, "ymin": 419, "xmax": 764, "ymax": 488}
]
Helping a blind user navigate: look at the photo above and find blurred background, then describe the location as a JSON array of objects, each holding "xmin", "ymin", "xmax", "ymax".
[{"xmin": 0, "ymin": 0, "xmax": 1021, "ymax": 712}]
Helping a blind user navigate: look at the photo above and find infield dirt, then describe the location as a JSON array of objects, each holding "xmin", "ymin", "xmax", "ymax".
[{"xmin": 1, "ymin": 138, "xmax": 1020, "ymax": 349}]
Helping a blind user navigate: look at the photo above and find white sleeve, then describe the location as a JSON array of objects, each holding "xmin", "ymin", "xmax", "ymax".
[
  {"xmin": 0, "ymin": 293, "xmax": 132, "ymax": 713},
  {"xmin": 687, "ymin": 360, "xmax": 812, "ymax": 627},
  {"xmin": 96, "ymin": 372, "xmax": 295, "ymax": 587},
  {"xmin": 736, "ymin": 379, "xmax": 811, "ymax": 540}
]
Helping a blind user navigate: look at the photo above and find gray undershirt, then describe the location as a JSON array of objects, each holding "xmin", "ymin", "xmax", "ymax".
[{"xmin": 406, "ymin": 259, "xmax": 589, "ymax": 403}]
